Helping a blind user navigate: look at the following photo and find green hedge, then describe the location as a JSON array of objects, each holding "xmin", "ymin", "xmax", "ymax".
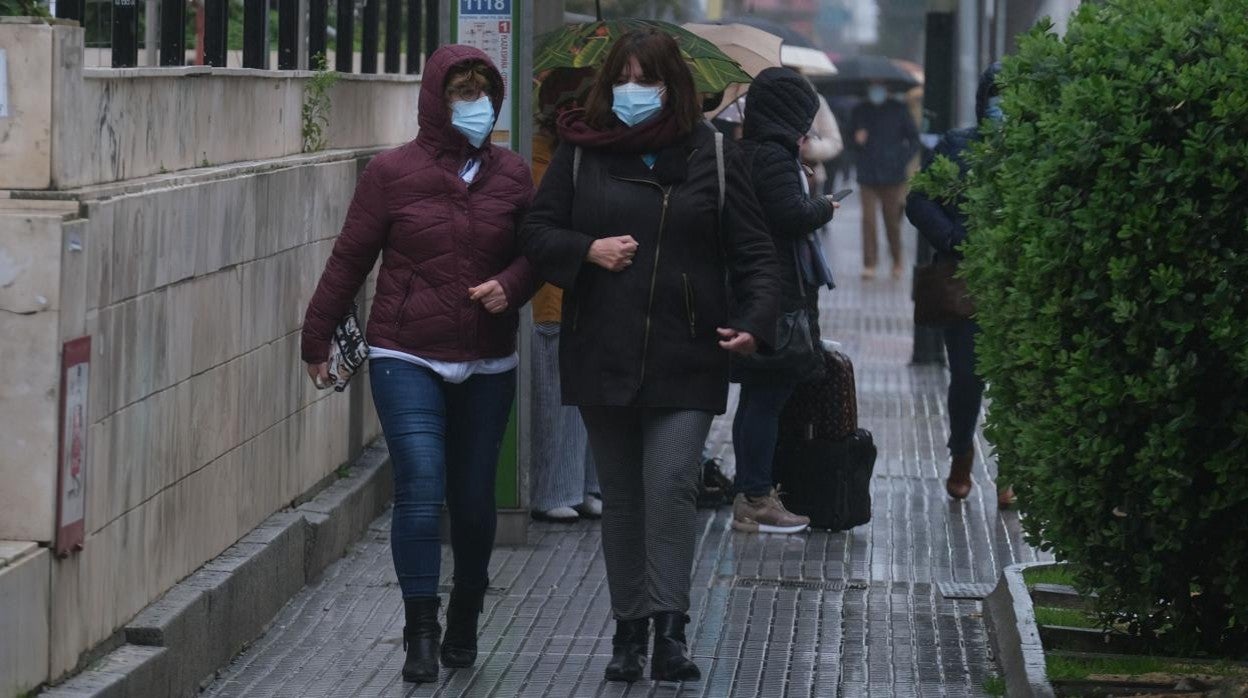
[{"xmin": 916, "ymin": 0, "xmax": 1248, "ymax": 654}]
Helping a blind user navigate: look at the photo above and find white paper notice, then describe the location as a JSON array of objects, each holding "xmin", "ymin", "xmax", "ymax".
[
  {"xmin": 0, "ymin": 49, "xmax": 9, "ymax": 118},
  {"xmin": 458, "ymin": 0, "xmax": 513, "ymax": 144}
]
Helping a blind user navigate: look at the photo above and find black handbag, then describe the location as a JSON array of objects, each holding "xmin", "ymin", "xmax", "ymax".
[
  {"xmin": 731, "ymin": 248, "xmax": 823, "ymax": 383},
  {"xmin": 913, "ymin": 257, "xmax": 975, "ymax": 326}
]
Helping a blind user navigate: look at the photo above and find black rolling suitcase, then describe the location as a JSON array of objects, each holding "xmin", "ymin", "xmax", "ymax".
[{"xmin": 773, "ymin": 346, "xmax": 877, "ymax": 531}]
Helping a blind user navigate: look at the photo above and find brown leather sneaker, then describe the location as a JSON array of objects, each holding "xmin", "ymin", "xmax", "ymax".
[{"xmin": 731, "ymin": 487, "xmax": 810, "ymax": 534}]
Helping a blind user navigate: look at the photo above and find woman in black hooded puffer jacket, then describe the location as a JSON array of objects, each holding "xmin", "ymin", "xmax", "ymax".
[{"xmin": 729, "ymin": 67, "xmax": 841, "ymax": 534}]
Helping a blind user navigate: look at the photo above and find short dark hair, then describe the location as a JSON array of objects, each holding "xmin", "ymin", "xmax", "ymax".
[
  {"xmin": 583, "ymin": 28, "xmax": 701, "ymax": 135},
  {"xmin": 445, "ymin": 59, "xmax": 500, "ymax": 102}
]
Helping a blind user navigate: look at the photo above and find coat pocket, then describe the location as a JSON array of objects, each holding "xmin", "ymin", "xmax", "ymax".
[
  {"xmin": 393, "ymin": 271, "xmax": 416, "ymax": 332},
  {"xmin": 682, "ymin": 273, "xmax": 696, "ymax": 339}
]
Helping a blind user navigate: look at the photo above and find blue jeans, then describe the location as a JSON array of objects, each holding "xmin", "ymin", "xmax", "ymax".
[
  {"xmin": 943, "ymin": 319, "xmax": 985, "ymax": 458},
  {"xmin": 731, "ymin": 380, "xmax": 798, "ymax": 498},
  {"xmin": 369, "ymin": 359, "xmax": 515, "ymax": 599}
]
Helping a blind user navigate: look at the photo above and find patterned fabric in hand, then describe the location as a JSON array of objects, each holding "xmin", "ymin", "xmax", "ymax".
[{"xmin": 329, "ymin": 303, "xmax": 369, "ymax": 392}]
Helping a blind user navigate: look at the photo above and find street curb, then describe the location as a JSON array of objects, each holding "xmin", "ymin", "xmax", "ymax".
[
  {"xmin": 42, "ymin": 442, "xmax": 393, "ymax": 698},
  {"xmin": 983, "ymin": 561, "xmax": 1058, "ymax": 698}
]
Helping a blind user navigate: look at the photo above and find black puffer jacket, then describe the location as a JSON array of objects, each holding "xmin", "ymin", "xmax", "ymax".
[
  {"xmin": 521, "ymin": 123, "xmax": 780, "ymax": 413},
  {"xmin": 739, "ymin": 67, "xmax": 837, "ymax": 312}
]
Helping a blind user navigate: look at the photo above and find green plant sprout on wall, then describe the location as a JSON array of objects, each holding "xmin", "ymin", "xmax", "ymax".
[{"xmin": 302, "ymin": 53, "xmax": 340, "ymax": 153}]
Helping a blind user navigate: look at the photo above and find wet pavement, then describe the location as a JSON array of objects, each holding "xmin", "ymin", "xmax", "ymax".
[{"xmin": 203, "ymin": 195, "xmax": 1048, "ymax": 697}]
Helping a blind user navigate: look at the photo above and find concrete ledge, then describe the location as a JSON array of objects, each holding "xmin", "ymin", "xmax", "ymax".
[
  {"xmin": 298, "ymin": 444, "xmax": 393, "ymax": 580},
  {"xmin": 41, "ymin": 645, "xmax": 168, "ymax": 697},
  {"xmin": 43, "ymin": 440, "xmax": 393, "ymax": 697},
  {"xmin": 984, "ymin": 562, "xmax": 1057, "ymax": 698}
]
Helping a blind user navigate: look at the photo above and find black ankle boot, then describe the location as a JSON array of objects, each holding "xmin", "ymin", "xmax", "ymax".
[
  {"xmin": 402, "ymin": 597, "xmax": 441, "ymax": 683},
  {"xmin": 440, "ymin": 588, "xmax": 485, "ymax": 668},
  {"xmin": 604, "ymin": 617, "xmax": 649, "ymax": 682},
  {"xmin": 650, "ymin": 612, "xmax": 700, "ymax": 682}
]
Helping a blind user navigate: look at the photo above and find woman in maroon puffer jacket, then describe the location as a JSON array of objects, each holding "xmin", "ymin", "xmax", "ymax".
[{"xmin": 301, "ymin": 45, "xmax": 534, "ymax": 684}]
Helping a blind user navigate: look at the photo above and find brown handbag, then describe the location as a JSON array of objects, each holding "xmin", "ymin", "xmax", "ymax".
[{"xmin": 913, "ymin": 258, "xmax": 975, "ymax": 325}]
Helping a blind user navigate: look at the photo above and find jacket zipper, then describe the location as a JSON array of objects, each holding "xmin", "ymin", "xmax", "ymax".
[
  {"xmin": 610, "ymin": 175, "xmax": 672, "ymax": 385},
  {"xmin": 639, "ymin": 185, "xmax": 671, "ymax": 385},
  {"xmin": 682, "ymin": 273, "xmax": 696, "ymax": 339},
  {"xmin": 394, "ymin": 271, "xmax": 416, "ymax": 332}
]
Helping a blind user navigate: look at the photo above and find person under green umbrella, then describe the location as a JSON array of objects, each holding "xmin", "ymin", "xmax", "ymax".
[{"xmin": 522, "ymin": 27, "xmax": 780, "ymax": 684}]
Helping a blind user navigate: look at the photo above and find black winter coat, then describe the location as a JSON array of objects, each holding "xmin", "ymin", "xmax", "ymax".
[
  {"xmin": 740, "ymin": 67, "xmax": 837, "ymax": 312},
  {"xmin": 850, "ymin": 100, "xmax": 920, "ymax": 186},
  {"xmin": 521, "ymin": 123, "xmax": 780, "ymax": 413},
  {"xmin": 905, "ymin": 126, "xmax": 977, "ymax": 261}
]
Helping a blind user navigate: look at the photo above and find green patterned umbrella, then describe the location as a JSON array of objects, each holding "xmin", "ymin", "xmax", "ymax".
[{"xmin": 534, "ymin": 18, "xmax": 752, "ymax": 95}]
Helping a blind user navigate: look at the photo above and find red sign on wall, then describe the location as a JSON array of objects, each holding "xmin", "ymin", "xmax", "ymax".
[{"xmin": 56, "ymin": 337, "xmax": 90, "ymax": 557}]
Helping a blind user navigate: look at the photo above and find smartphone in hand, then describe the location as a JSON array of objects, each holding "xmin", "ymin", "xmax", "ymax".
[{"xmin": 830, "ymin": 188, "xmax": 854, "ymax": 203}]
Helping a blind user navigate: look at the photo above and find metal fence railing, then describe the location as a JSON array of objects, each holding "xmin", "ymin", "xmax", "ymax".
[{"xmin": 55, "ymin": 0, "xmax": 439, "ymax": 72}]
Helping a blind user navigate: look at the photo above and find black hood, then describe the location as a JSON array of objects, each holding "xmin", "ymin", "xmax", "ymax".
[
  {"xmin": 975, "ymin": 61, "xmax": 1002, "ymax": 122},
  {"xmin": 742, "ymin": 67, "xmax": 819, "ymax": 152}
]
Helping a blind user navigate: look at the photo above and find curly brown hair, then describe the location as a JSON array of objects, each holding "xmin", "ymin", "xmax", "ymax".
[{"xmin": 583, "ymin": 28, "xmax": 701, "ymax": 135}]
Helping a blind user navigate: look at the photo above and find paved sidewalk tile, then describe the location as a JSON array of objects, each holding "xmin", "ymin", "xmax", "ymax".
[{"xmin": 203, "ymin": 197, "xmax": 1048, "ymax": 697}]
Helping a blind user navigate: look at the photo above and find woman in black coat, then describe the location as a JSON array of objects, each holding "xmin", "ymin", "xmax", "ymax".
[
  {"xmin": 521, "ymin": 28, "xmax": 779, "ymax": 683},
  {"xmin": 730, "ymin": 67, "xmax": 840, "ymax": 534}
]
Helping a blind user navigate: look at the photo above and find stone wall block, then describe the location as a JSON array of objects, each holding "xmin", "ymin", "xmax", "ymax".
[
  {"xmin": 241, "ymin": 174, "xmax": 266, "ymax": 262},
  {"xmin": 164, "ymin": 281, "xmax": 196, "ymax": 388},
  {"xmin": 95, "ymin": 380, "xmax": 162, "ymax": 529},
  {"xmin": 0, "ymin": 213, "xmax": 62, "ymax": 313},
  {"xmin": 238, "ymin": 255, "xmax": 278, "ymax": 352},
  {"xmin": 48, "ymin": 25, "xmax": 86, "ymax": 191},
  {"xmin": 83, "ymin": 200, "xmax": 116, "ymax": 311},
  {"xmin": 188, "ymin": 183, "xmax": 226, "ymax": 279},
  {"xmin": 0, "ymin": 549, "xmax": 51, "ymax": 696},
  {"xmin": 218, "ymin": 176, "xmax": 256, "ymax": 272},
  {"xmin": 0, "ymin": 23, "xmax": 54, "ymax": 189},
  {"xmin": 94, "ymin": 302, "xmax": 119, "ymax": 417},
  {"xmin": 85, "ymin": 414, "xmax": 113, "ymax": 535},
  {"xmin": 186, "ymin": 269, "xmax": 244, "ymax": 375},
  {"xmin": 109, "ymin": 290, "xmax": 168, "ymax": 407},
  {"xmin": 109, "ymin": 195, "xmax": 157, "ymax": 303},
  {"xmin": 153, "ymin": 187, "xmax": 197, "ymax": 290},
  {"xmin": 236, "ymin": 426, "xmax": 286, "ymax": 535},
  {"xmin": 189, "ymin": 359, "xmax": 242, "ymax": 472},
  {"xmin": 257, "ymin": 167, "xmax": 303, "ymax": 258},
  {"xmin": 59, "ymin": 219, "xmax": 90, "ymax": 341},
  {"xmin": 236, "ymin": 343, "xmax": 275, "ymax": 446},
  {"xmin": 0, "ymin": 310, "xmax": 59, "ymax": 541}
]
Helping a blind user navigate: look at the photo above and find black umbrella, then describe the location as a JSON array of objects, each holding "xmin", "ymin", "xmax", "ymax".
[{"xmin": 812, "ymin": 54, "xmax": 920, "ymax": 95}]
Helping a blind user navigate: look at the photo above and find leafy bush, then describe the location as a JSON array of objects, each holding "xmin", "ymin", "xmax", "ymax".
[
  {"xmin": 916, "ymin": 0, "xmax": 1248, "ymax": 654},
  {"xmin": 0, "ymin": 0, "xmax": 50, "ymax": 17}
]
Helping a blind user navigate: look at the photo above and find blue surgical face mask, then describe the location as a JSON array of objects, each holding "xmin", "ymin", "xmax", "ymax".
[
  {"xmin": 985, "ymin": 96, "xmax": 1004, "ymax": 122},
  {"xmin": 867, "ymin": 84, "xmax": 888, "ymax": 106},
  {"xmin": 612, "ymin": 82, "xmax": 664, "ymax": 127},
  {"xmin": 450, "ymin": 95, "xmax": 495, "ymax": 148}
]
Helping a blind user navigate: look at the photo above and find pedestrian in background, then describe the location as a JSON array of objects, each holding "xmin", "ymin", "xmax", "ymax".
[
  {"xmin": 529, "ymin": 68, "xmax": 602, "ymax": 524},
  {"xmin": 521, "ymin": 28, "xmax": 779, "ymax": 683},
  {"xmin": 731, "ymin": 67, "xmax": 840, "ymax": 535},
  {"xmin": 905, "ymin": 63, "xmax": 1014, "ymax": 507},
  {"xmin": 302, "ymin": 45, "xmax": 535, "ymax": 684},
  {"xmin": 851, "ymin": 82, "xmax": 920, "ymax": 280}
]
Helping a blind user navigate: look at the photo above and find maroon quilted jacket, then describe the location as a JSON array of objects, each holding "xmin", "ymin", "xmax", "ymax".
[{"xmin": 301, "ymin": 45, "xmax": 535, "ymax": 364}]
